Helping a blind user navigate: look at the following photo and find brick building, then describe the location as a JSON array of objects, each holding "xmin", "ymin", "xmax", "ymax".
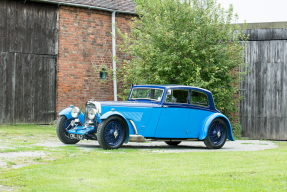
[
  {"xmin": 0, "ymin": 0, "xmax": 136, "ymax": 124},
  {"xmin": 55, "ymin": 0, "xmax": 136, "ymax": 114}
]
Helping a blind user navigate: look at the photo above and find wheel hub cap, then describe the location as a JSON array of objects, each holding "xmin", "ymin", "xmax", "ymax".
[
  {"xmin": 217, "ymin": 131, "xmax": 221, "ymax": 138},
  {"xmin": 114, "ymin": 130, "xmax": 118, "ymax": 138}
]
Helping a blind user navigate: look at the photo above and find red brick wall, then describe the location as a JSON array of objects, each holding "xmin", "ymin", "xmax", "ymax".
[
  {"xmin": 57, "ymin": 6, "xmax": 133, "ymax": 113},
  {"xmin": 114, "ymin": 13, "xmax": 133, "ymax": 99}
]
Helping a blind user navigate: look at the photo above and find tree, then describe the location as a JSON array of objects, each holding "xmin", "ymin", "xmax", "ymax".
[{"xmin": 115, "ymin": 0, "xmax": 247, "ymax": 132}]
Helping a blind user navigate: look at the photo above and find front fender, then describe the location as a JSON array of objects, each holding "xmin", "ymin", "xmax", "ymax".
[
  {"xmin": 58, "ymin": 107, "xmax": 84, "ymax": 124},
  {"xmin": 100, "ymin": 111, "xmax": 126, "ymax": 120},
  {"xmin": 101, "ymin": 111, "xmax": 136, "ymax": 143},
  {"xmin": 199, "ymin": 113, "xmax": 235, "ymax": 141}
]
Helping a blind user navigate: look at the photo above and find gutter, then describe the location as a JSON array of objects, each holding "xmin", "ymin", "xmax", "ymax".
[{"xmin": 30, "ymin": 0, "xmax": 137, "ymax": 15}]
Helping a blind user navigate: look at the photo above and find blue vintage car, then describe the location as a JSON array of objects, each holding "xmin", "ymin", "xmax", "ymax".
[{"xmin": 56, "ymin": 85, "xmax": 235, "ymax": 150}]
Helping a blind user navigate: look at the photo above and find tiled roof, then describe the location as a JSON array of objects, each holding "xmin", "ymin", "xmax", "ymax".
[{"xmin": 43, "ymin": 0, "xmax": 136, "ymax": 13}]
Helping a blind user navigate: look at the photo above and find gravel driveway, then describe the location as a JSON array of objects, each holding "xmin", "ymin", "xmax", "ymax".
[
  {"xmin": 122, "ymin": 140, "xmax": 278, "ymax": 153},
  {"xmin": 0, "ymin": 139, "xmax": 279, "ymax": 169},
  {"xmin": 54, "ymin": 139, "xmax": 278, "ymax": 153}
]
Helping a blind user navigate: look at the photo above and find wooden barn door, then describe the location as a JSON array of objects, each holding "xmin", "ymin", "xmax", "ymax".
[
  {"xmin": 240, "ymin": 40, "xmax": 287, "ymax": 140},
  {"xmin": 0, "ymin": 0, "xmax": 58, "ymax": 124}
]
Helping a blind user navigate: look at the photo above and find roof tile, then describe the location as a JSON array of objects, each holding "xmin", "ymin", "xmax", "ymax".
[{"xmin": 49, "ymin": 0, "xmax": 136, "ymax": 13}]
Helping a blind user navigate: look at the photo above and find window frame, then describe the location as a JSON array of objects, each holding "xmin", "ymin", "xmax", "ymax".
[
  {"xmin": 164, "ymin": 89, "xmax": 190, "ymax": 104},
  {"xmin": 129, "ymin": 88, "xmax": 165, "ymax": 102},
  {"xmin": 189, "ymin": 90, "xmax": 209, "ymax": 107}
]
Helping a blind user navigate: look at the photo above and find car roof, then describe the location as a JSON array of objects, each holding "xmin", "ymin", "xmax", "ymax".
[
  {"xmin": 132, "ymin": 84, "xmax": 211, "ymax": 94},
  {"xmin": 130, "ymin": 85, "xmax": 217, "ymax": 111}
]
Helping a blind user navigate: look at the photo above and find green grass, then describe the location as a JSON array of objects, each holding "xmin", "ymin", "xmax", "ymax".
[
  {"xmin": 6, "ymin": 161, "xmax": 17, "ymax": 166},
  {"xmin": 0, "ymin": 125, "xmax": 287, "ymax": 191}
]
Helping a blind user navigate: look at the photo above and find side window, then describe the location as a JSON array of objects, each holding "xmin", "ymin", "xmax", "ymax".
[
  {"xmin": 190, "ymin": 91, "xmax": 209, "ymax": 107},
  {"xmin": 165, "ymin": 89, "xmax": 189, "ymax": 104}
]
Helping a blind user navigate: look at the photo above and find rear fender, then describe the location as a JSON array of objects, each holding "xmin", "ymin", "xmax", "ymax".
[
  {"xmin": 199, "ymin": 113, "xmax": 235, "ymax": 141},
  {"xmin": 100, "ymin": 111, "xmax": 134, "ymax": 143},
  {"xmin": 58, "ymin": 107, "xmax": 84, "ymax": 124}
]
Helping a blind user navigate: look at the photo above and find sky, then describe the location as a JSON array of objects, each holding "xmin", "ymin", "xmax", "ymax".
[{"xmin": 216, "ymin": 0, "xmax": 287, "ymax": 23}]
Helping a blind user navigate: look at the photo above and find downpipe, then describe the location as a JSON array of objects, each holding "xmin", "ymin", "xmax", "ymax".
[{"xmin": 112, "ymin": 11, "xmax": 117, "ymax": 101}]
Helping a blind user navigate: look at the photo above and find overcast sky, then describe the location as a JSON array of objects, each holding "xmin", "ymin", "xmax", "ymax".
[{"xmin": 216, "ymin": 0, "xmax": 287, "ymax": 23}]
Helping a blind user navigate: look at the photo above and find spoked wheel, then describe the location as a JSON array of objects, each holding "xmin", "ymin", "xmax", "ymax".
[
  {"xmin": 204, "ymin": 118, "xmax": 227, "ymax": 149},
  {"xmin": 56, "ymin": 116, "xmax": 79, "ymax": 144},
  {"xmin": 97, "ymin": 116, "xmax": 126, "ymax": 150},
  {"xmin": 165, "ymin": 141, "xmax": 181, "ymax": 146}
]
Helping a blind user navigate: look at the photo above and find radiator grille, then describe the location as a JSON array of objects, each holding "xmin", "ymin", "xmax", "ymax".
[{"xmin": 84, "ymin": 102, "xmax": 96, "ymax": 125}]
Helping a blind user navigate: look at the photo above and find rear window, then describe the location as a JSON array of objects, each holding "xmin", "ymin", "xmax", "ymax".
[{"xmin": 190, "ymin": 91, "xmax": 208, "ymax": 107}]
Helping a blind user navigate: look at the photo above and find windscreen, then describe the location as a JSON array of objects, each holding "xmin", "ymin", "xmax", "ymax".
[{"xmin": 130, "ymin": 88, "xmax": 164, "ymax": 102}]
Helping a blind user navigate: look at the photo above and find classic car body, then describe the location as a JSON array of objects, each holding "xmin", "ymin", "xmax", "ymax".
[{"xmin": 56, "ymin": 85, "xmax": 235, "ymax": 150}]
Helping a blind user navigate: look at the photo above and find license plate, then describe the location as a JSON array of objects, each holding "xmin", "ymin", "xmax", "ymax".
[{"xmin": 69, "ymin": 133, "xmax": 85, "ymax": 140}]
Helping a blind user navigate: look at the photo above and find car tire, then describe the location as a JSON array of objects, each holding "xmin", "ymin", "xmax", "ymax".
[
  {"xmin": 164, "ymin": 141, "xmax": 181, "ymax": 146},
  {"xmin": 204, "ymin": 118, "xmax": 227, "ymax": 149},
  {"xmin": 56, "ymin": 116, "xmax": 80, "ymax": 144},
  {"xmin": 97, "ymin": 116, "xmax": 126, "ymax": 150}
]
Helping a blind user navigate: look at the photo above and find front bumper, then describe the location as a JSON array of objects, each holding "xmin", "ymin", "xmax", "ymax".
[{"xmin": 68, "ymin": 126, "xmax": 95, "ymax": 135}]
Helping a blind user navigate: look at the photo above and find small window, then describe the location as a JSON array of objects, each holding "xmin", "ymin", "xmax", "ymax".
[
  {"xmin": 165, "ymin": 89, "xmax": 189, "ymax": 104},
  {"xmin": 190, "ymin": 91, "xmax": 208, "ymax": 107}
]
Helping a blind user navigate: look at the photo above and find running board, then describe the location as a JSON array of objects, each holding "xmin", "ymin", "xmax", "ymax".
[{"xmin": 129, "ymin": 135, "xmax": 146, "ymax": 142}]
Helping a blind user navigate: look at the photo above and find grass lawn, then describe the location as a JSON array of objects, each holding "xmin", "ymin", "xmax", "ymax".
[{"xmin": 0, "ymin": 125, "xmax": 286, "ymax": 191}]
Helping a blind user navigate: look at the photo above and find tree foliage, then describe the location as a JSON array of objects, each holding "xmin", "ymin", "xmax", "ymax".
[{"xmin": 115, "ymin": 0, "xmax": 247, "ymax": 123}]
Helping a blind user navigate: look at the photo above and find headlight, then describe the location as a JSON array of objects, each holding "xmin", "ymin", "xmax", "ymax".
[
  {"xmin": 71, "ymin": 107, "xmax": 81, "ymax": 118},
  {"xmin": 88, "ymin": 108, "xmax": 97, "ymax": 120}
]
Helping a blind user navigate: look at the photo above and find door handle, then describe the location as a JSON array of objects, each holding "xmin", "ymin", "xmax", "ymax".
[{"xmin": 163, "ymin": 105, "xmax": 169, "ymax": 108}]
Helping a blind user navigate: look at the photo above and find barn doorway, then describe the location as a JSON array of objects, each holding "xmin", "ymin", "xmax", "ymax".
[{"xmin": 0, "ymin": 0, "xmax": 58, "ymax": 124}]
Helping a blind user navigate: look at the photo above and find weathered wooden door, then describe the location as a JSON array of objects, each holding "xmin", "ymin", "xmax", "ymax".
[
  {"xmin": 0, "ymin": 0, "xmax": 58, "ymax": 124},
  {"xmin": 240, "ymin": 39, "xmax": 287, "ymax": 140}
]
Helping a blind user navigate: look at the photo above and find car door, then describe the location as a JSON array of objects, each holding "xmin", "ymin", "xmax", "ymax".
[
  {"xmin": 188, "ymin": 90, "xmax": 214, "ymax": 138},
  {"xmin": 155, "ymin": 89, "xmax": 190, "ymax": 138}
]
